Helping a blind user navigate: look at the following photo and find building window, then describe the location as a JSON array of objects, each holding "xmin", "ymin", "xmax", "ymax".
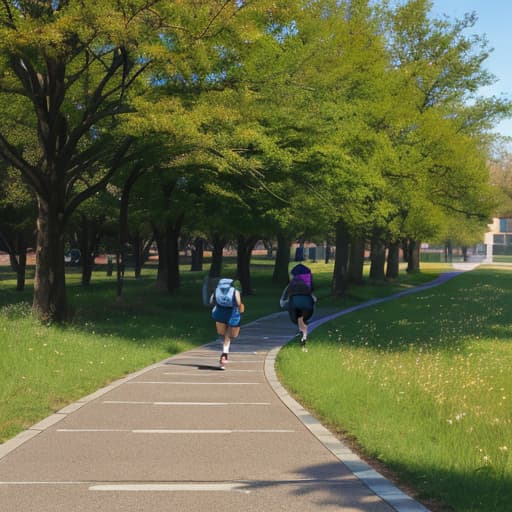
[
  {"xmin": 499, "ymin": 218, "xmax": 512, "ymax": 233},
  {"xmin": 494, "ymin": 234, "xmax": 505, "ymax": 245}
]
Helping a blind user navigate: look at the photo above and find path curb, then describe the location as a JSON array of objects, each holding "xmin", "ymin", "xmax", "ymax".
[{"xmin": 265, "ymin": 347, "xmax": 430, "ymax": 512}]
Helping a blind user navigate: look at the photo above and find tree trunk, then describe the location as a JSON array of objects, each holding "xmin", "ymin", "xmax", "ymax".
[
  {"xmin": 154, "ymin": 226, "xmax": 168, "ymax": 289},
  {"xmin": 402, "ymin": 239, "xmax": 409, "ymax": 263},
  {"xmin": 348, "ymin": 235, "xmax": 365, "ymax": 284},
  {"xmin": 33, "ymin": 199, "xmax": 67, "ymax": 321},
  {"xmin": 16, "ymin": 250, "xmax": 27, "ymax": 292},
  {"xmin": 209, "ymin": 234, "xmax": 225, "ymax": 278},
  {"xmin": 79, "ymin": 214, "xmax": 102, "ymax": 286},
  {"xmin": 81, "ymin": 231, "xmax": 94, "ymax": 287},
  {"xmin": 237, "ymin": 234, "xmax": 258, "ymax": 295},
  {"xmin": 166, "ymin": 215, "xmax": 184, "ymax": 293},
  {"xmin": 325, "ymin": 243, "xmax": 332, "ymax": 264},
  {"xmin": 263, "ymin": 239, "xmax": 273, "ymax": 258},
  {"xmin": 386, "ymin": 241, "xmax": 400, "ymax": 279},
  {"xmin": 6, "ymin": 233, "xmax": 28, "ymax": 292},
  {"xmin": 116, "ymin": 169, "xmax": 143, "ymax": 298},
  {"xmin": 462, "ymin": 246, "xmax": 468, "ymax": 262},
  {"xmin": 369, "ymin": 233, "xmax": 386, "ymax": 282},
  {"xmin": 132, "ymin": 234, "xmax": 142, "ymax": 279},
  {"xmin": 407, "ymin": 239, "xmax": 421, "ymax": 273},
  {"xmin": 272, "ymin": 233, "xmax": 291, "ymax": 286},
  {"xmin": 445, "ymin": 240, "xmax": 453, "ymax": 263},
  {"xmin": 190, "ymin": 237, "xmax": 204, "ymax": 271},
  {"xmin": 332, "ymin": 219, "xmax": 350, "ymax": 295}
]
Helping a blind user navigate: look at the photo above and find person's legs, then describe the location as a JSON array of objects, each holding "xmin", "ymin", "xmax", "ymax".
[
  {"xmin": 297, "ymin": 313, "xmax": 308, "ymax": 348},
  {"xmin": 222, "ymin": 325, "xmax": 240, "ymax": 357},
  {"xmin": 216, "ymin": 322, "xmax": 230, "ymax": 368}
]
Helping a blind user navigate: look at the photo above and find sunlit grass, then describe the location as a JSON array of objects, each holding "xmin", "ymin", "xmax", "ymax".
[
  {"xmin": 277, "ymin": 267, "xmax": 512, "ymax": 512},
  {"xmin": 0, "ymin": 258, "xmax": 440, "ymax": 443}
]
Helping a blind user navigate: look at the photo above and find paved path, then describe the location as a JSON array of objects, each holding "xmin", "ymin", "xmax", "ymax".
[{"xmin": 0, "ymin": 270, "xmax": 472, "ymax": 512}]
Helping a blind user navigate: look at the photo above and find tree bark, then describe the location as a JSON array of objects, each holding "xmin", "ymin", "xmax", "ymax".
[
  {"xmin": 209, "ymin": 234, "xmax": 225, "ymax": 278},
  {"xmin": 386, "ymin": 241, "xmax": 400, "ymax": 279},
  {"xmin": 445, "ymin": 240, "xmax": 453, "ymax": 263},
  {"xmin": 116, "ymin": 168, "xmax": 144, "ymax": 298},
  {"xmin": 16, "ymin": 250, "xmax": 27, "ymax": 292},
  {"xmin": 263, "ymin": 239, "xmax": 273, "ymax": 258},
  {"xmin": 190, "ymin": 237, "xmax": 204, "ymax": 271},
  {"xmin": 3, "ymin": 232, "xmax": 28, "ymax": 292},
  {"xmin": 153, "ymin": 226, "xmax": 168, "ymax": 289},
  {"xmin": 324, "ymin": 243, "xmax": 332, "ymax": 264},
  {"xmin": 369, "ymin": 232, "xmax": 386, "ymax": 282},
  {"xmin": 407, "ymin": 239, "xmax": 421, "ymax": 273},
  {"xmin": 166, "ymin": 215, "xmax": 184, "ymax": 293},
  {"xmin": 237, "ymin": 234, "xmax": 258, "ymax": 295},
  {"xmin": 272, "ymin": 233, "xmax": 291, "ymax": 286},
  {"xmin": 79, "ymin": 214, "xmax": 103, "ymax": 286},
  {"xmin": 132, "ymin": 234, "xmax": 142, "ymax": 279},
  {"xmin": 332, "ymin": 219, "xmax": 350, "ymax": 295},
  {"xmin": 402, "ymin": 239, "xmax": 409, "ymax": 263},
  {"xmin": 33, "ymin": 199, "xmax": 67, "ymax": 321},
  {"xmin": 81, "ymin": 227, "xmax": 93, "ymax": 287},
  {"xmin": 348, "ymin": 235, "xmax": 365, "ymax": 284}
]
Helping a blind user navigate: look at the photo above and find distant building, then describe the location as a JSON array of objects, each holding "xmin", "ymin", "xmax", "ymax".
[{"xmin": 483, "ymin": 218, "xmax": 512, "ymax": 263}]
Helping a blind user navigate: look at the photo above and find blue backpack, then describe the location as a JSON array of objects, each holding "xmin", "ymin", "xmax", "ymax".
[{"xmin": 214, "ymin": 278, "xmax": 236, "ymax": 307}]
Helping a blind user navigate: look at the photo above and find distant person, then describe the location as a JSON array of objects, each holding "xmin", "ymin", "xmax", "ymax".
[
  {"xmin": 280, "ymin": 264, "xmax": 316, "ymax": 351},
  {"xmin": 210, "ymin": 278, "xmax": 244, "ymax": 369}
]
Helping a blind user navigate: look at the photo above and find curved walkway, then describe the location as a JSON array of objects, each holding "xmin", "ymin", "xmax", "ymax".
[{"xmin": 0, "ymin": 268, "xmax": 473, "ymax": 512}]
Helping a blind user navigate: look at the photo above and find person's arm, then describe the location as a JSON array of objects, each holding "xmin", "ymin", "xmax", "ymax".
[
  {"xmin": 235, "ymin": 289, "xmax": 245, "ymax": 312},
  {"xmin": 279, "ymin": 285, "xmax": 289, "ymax": 309}
]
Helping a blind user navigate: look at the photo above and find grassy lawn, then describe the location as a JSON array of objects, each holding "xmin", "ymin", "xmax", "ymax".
[
  {"xmin": 276, "ymin": 267, "xmax": 512, "ymax": 512},
  {"xmin": 0, "ymin": 258, "xmax": 442, "ymax": 443},
  {"xmin": 4, "ymin": 257, "xmax": 505, "ymax": 511},
  {"xmin": 0, "ymin": 259, "xmax": 287, "ymax": 443}
]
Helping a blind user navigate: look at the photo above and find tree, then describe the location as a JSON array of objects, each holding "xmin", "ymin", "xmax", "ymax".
[
  {"xmin": 0, "ymin": 1, "xmax": 163, "ymax": 319},
  {"xmin": 0, "ymin": 166, "xmax": 35, "ymax": 290},
  {"xmin": 0, "ymin": 0, "xmax": 279, "ymax": 320}
]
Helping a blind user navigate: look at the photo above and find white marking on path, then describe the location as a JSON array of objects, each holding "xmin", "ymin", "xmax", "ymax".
[
  {"xmin": 129, "ymin": 381, "xmax": 259, "ymax": 385},
  {"xmin": 162, "ymin": 371, "xmax": 258, "ymax": 375},
  {"xmin": 90, "ymin": 483, "xmax": 250, "ymax": 493},
  {"xmin": 103, "ymin": 401, "xmax": 271, "ymax": 406},
  {"xmin": 0, "ymin": 481, "xmax": 87, "ymax": 486},
  {"xmin": 0, "ymin": 481, "xmax": 249, "ymax": 493},
  {"xmin": 56, "ymin": 429, "xmax": 294, "ymax": 434}
]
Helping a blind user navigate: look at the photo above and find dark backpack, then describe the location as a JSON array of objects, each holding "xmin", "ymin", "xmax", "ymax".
[{"xmin": 287, "ymin": 275, "xmax": 311, "ymax": 296}]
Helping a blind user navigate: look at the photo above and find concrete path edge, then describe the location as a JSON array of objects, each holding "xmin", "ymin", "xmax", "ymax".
[{"xmin": 263, "ymin": 266, "xmax": 479, "ymax": 512}]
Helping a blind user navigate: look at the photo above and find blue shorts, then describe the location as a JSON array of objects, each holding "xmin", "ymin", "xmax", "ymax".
[
  {"xmin": 211, "ymin": 305, "xmax": 241, "ymax": 327},
  {"xmin": 288, "ymin": 295, "xmax": 314, "ymax": 324}
]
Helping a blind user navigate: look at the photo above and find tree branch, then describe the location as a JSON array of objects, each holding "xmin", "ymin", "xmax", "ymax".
[
  {"xmin": 63, "ymin": 137, "xmax": 134, "ymax": 222},
  {"xmin": 0, "ymin": 131, "xmax": 47, "ymax": 196}
]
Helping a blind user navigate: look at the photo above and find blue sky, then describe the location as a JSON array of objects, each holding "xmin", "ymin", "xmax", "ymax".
[{"xmin": 431, "ymin": 1, "xmax": 512, "ymax": 139}]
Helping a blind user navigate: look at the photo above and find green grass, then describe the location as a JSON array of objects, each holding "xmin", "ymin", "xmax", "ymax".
[
  {"xmin": 7, "ymin": 257, "xmax": 495, "ymax": 511},
  {"xmin": 0, "ymin": 258, "xmax": 442, "ymax": 443},
  {"xmin": 0, "ymin": 258, "xmax": 304, "ymax": 442},
  {"xmin": 276, "ymin": 267, "xmax": 512, "ymax": 512}
]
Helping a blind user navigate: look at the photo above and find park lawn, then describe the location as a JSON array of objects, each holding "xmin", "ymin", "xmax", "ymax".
[
  {"xmin": 276, "ymin": 267, "xmax": 512, "ymax": 512},
  {"xmin": 0, "ymin": 261, "xmax": 288, "ymax": 442},
  {"xmin": 0, "ymin": 259, "xmax": 444, "ymax": 444}
]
